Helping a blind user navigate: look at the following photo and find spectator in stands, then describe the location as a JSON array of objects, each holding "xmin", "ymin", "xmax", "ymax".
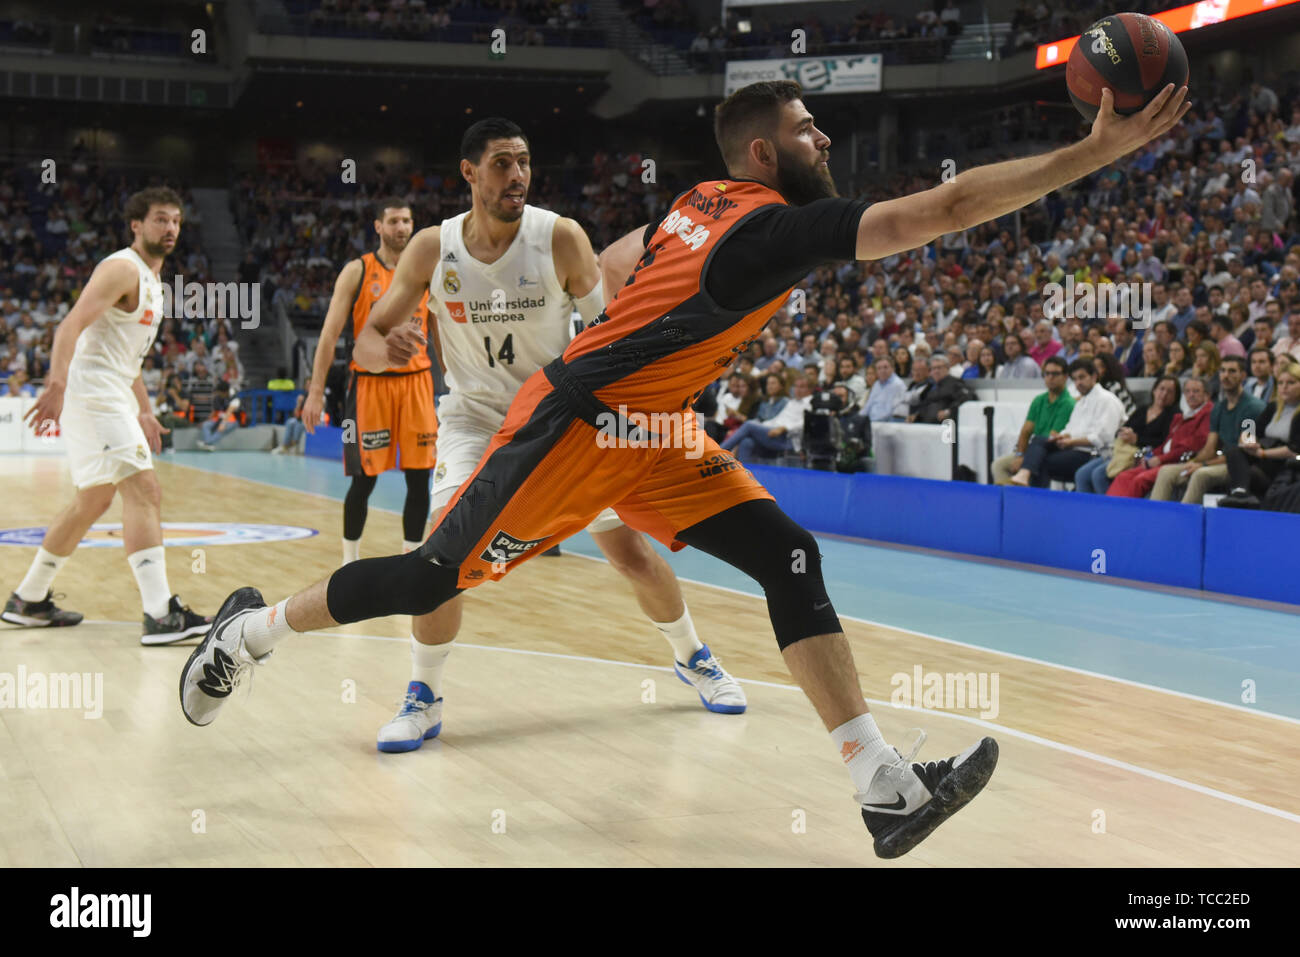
[
  {"xmin": 1246, "ymin": 346, "xmax": 1276, "ymax": 404},
  {"xmin": 1185, "ymin": 319, "xmax": 1210, "ymax": 353},
  {"xmin": 1075, "ymin": 375, "xmax": 1180, "ymax": 494},
  {"xmin": 1112, "ymin": 319, "xmax": 1143, "ymax": 377},
  {"xmin": 1220, "ymin": 358, "xmax": 1300, "ymax": 507},
  {"xmin": 273, "ymin": 394, "xmax": 309, "ymax": 456},
  {"xmin": 836, "ymin": 355, "xmax": 867, "ymax": 404},
  {"xmin": 752, "ymin": 372, "xmax": 789, "ymax": 423},
  {"xmin": 1028, "ymin": 319, "xmax": 1061, "ymax": 366},
  {"xmin": 720, "ymin": 376, "xmax": 812, "ymax": 463},
  {"xmin": 186, "ymin": 361, "xmax": 218, "ymax": 421},
  {"xmin": 1108, "ymin": 378, "xmax": 1212, "ymax": 499},
  {"xmin": 1170, "ymin": 286, "xmax": 1195, "ymax": 335},
  {"xmin": 1094, "ymin": 352, "xmax": 1137, "ymax": 417},
  {"xmin": 1210, "ymin": 314, "xmax": 1247, "ymax": 359},
  {"xmin": 892, "ymin": 346, "xmax": 912, "ymax": 381},
  {"xmin": 1149, "ymin": 357, "xmax": 1266, "ymax": 504},
  {"xmin": 863, "ymin": 356, "xmax": 906, "ymax": 423},
  {"xmin": 1276, "ymin": 310, "xmax": 1300, "ymax": 362},
  {"xmin": 968, "ymin": 344, "xmax": 998, "ymax": 379},
  {"xmin": 706, "ymin": 372, "xmax": 753, "ymax": 441},
  {"xmin": 1166, "ymin": 339, "xmax": 1191, "ymax": 378},
  {"xmin": 754, "ymin": 337, "xmax": 781, "ymax": 372},
  {"xmin": 998, "ymin": 330, "xmax": 1041, "ymax": 378},
  {"xmin": 197, "ymin": 395, "xmax": 243, "ymax": 452},
  {"xmin": 897, "ymin": 355, "xmax": 931, "ymax": 418},
  {"xmin": 1010, "ymin": 359, "xmax": 1124, "ymax": 489},
  {"xmin": 1141, "ymin": 339, "xmax": 1167, "ymax": 377},
  {"xmin": 4, "ymin": 369, "xmax": 35, "ymax": 397},
  {"xmin": 907, "ymin": 354, "xmax": 970, "ymax": 424},
  {"xmin": 991, "ymin": 355, "xmax": 1074, "ymax": 484},
  {"xmin": 1188, "ymin": 342, "xmax": 1222, "ymax": 399},
  {"xmin": 267, "ymin": 366, "xmax": 296, "ymax": 390}
]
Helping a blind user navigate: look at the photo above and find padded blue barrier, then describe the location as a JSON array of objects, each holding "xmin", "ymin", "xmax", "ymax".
[
  {"xmin": 747, "ymin": 465, "xmax": 853, "ymax": 533},
  {"xmin": 1204, "ymin": 508, "xmax": 1300, "ymax": 605},
  {"xmin": 304, "ymin": 424, "xmax": 343, "ymax": 460},
  {"xmin": 846, "ymin": 474, "xmax": 1003, "ymax": 557},
  {"xmin": 1001, "ymin": 487, "xmax": 1204, "ymax": 590}
]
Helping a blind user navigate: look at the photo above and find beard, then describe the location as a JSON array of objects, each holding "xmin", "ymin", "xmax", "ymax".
[
  {"xmin": 141, "ymin": 238, "xmax": 170, "ymax": 258},
  {"xmin": 775, "ymin": 145, "xmax": 838, "ymax": 206},
  {"xmin": 387, "ymin": 233, "xmax": 410, "ymax": 251}
]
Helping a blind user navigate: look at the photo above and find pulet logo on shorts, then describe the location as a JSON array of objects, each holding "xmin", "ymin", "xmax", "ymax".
[
  {"xmin": 361, "ymin": 429, "xmax": 391, "ymax": 450},
  {"xmin": 480, "ymin": 530, "xmax": 547, "ymax": 567},
  {"xmin": 446, "ymin": 302, "xmax": 468, "ymax": 324}
]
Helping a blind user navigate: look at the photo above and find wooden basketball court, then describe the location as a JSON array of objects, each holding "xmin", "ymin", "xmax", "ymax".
[{"xmin": 1, "ymin": 455, "xmax": 1297, "ymax": 866}]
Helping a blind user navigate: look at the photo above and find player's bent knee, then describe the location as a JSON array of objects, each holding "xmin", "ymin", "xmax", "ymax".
[{"xmin": 326, "ymin": 550, "xmax": 462, "ymax": 623}]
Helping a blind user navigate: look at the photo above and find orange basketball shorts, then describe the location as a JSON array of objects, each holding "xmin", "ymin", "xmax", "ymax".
[
  {"xmin": 343, "ymin": 369, "xmax": 437, "ymax": 476},
  {"xmin": 418, "ymin": 360, "xmax": 774, "ymax": 588}
]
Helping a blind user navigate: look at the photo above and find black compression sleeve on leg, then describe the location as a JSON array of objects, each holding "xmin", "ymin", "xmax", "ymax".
[
  {"xmin": 325, "ymin": 551, "xmax": 462, "ymax": 623},
  {"xmin": 343, "ymin": 473, "xmax": 378, "ymax": 541},
  {"xmin": 402, "ymin": 468, "xmax": 432, "ymax": 542},
  {"xmin": 677, "ymin": 499, "xmax": 841, "ymax": 649}
]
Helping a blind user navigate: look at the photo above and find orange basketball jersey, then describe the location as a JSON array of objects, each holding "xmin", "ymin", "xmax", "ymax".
[
  {"xmin": 562, "ymin": 180, "xmax": 792, "ymax": 415},
  {"xmin": 348, "ymin": 250, "xmax": 432, "ymax": 374}
]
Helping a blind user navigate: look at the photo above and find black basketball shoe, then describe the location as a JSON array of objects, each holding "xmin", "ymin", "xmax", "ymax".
[
  {"xmin": 142, "ymin": 595, "xmax": 214, "ymax": 646},
  {"xmin": 2, "ymin": 590, "xmax": 83, "ymax": 627},
  {"xmin": 858, "ymin": 732, "xmax": 999, "ymax": 859}
]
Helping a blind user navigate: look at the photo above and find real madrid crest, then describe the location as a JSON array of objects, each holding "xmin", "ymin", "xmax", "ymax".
[{"xmin": 442, "ymin": 268, "xmax": 461, "ymax": 295}]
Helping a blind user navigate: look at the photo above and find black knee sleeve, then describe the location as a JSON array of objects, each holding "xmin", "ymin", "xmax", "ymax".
[
  {"xmin": 343, "ymin": 474, "xmax": 378, "ymax": 540},
  {"xmin": 402, "ymin": 468, "xmax": 431, "ymax": 542},
  {"xmin": 677, "ymin": 499, "xmax": 841, "ymax": 649},
  {"xmin": 326, "ymin": 551, "xmax": 462, "ymax": 623}
]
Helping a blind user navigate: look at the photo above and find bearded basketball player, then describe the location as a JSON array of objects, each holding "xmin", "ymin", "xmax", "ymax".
[{"xmin": 4, "ymin": 188, "xmax": 212, "ymax": 644}]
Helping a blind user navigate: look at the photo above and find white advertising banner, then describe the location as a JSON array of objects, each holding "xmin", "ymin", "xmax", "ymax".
[{"xmin": 724, "ymin": 54, "xmax": 882, "ymax": 96}]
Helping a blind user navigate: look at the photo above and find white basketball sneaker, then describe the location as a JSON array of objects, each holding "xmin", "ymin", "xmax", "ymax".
[
  {"xmin": 179, "ymin": 587, "xmax": 272, "ymax": 727},
  {"xmin": 857, "ymin": 730, "xmax": 999, "ymax": 859},
  {"xmin": 673, "ymin": 644, "xmax": 747, "ymax": 714},
  {"xmin": 377, "ymin": 681, "xmax": 443, "ymax": 753}
]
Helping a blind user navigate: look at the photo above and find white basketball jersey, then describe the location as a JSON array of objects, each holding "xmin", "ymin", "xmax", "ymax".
[
  {"xmin": 430, "ymin": 205, "xmax": 577, "ymax": 423},
  {"xmin": 68, "ymin": 247, "xmax": 164, "ymax": 400}
]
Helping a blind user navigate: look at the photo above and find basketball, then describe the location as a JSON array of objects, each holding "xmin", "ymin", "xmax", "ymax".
[{"xmin": 1066, "ymin": 12, "xmax": 1189, "ymax": 123}]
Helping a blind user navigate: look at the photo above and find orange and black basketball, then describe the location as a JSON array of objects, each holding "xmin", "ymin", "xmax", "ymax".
[{"xmin": 1066, "ymin": 12, "xmax": 1189, "ymax": 123}]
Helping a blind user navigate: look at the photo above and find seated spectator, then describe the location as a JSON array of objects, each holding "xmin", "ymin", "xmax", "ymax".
[
  {"xmin": 1010, "ymin": 359, "xmax": 1125, "ymax": 488},
  {"xmin": 1075, "ymin": 375, "xmax": 1180, "ymax": 494},
  {"xmin": 1220, "ymin": 359, "xmax": 1300, "ymax": 507},
  {"xmin": 896, "ymin": 355, "xmax": 931, "ymax": 418},
  {"xmin": 273, "ymin": 394, "xmax": 310, "ymax": 455},
  {"xmin": 997, "ymin": 331, "xmax": 1041, "ymax": 378},
  {"xmin": 836, "ymin": 355, "xmax": 868, "ymax": 404},
  {"xmin": 966, "ymin": 344, "xmax": 999, "ymax": 379},
  {"xmin": 1108, "ymin": 378, "xmax": 1212, "ymax": 499},
  {"xmin": 1148, "ymin": 357, "xmax": 1267, "ymax": 504},
  {"xmin": 704, "ymin": 372, "xmax": 753, "ymax": 442},
  {"xmin": 752, "ymin": 372, "xmax": 789, "ymax": 424},
  {"xmin": 721, "ymin": 376, "xmax": 812, "ymax": 463},
  {"xmin": 908, "ymin": 354, "xmax": 971, "ymax": 424},
  {"xmin": 267, "ymin": 366, "xmax": 297, "ymax": 390},
  {"xmin": 1028, "ymin": 320, "xmax": 1061, "ymax": 366},
  {"xmin": 1094, "ymin": 352, "xmax": 1137, "ymax": 417},
  {"xmin": 863, "ymin": 356, "xmax": 907, "ymax": 422},
  {"xmin": 141, "ymin": 354, "xmax": 162, "ymax": 397},
  {"xmin": 892, "ymin": 346, "xmax": 912, "ymax": 380},
  {"xmin": 198, "ymin": 395, "xmax": 244, "ymax": 451},
  {"xmin": 1185, "ymin": 319, "xmax": 1210, "ymax": 353},
  {"xmin": 1245, "ymin": 345, "xmax": 1276, "ymax": 404},
  {"xmin": 1275, "ymin": 310, "xmax": 1300, "ymax": 362},
  {"xmin": 186, "ymin": 362, "xmax": 218, "ymax": 420},
  {"xmin": 4, "ymin": 369, "xmax": 36, "ymax": 397},
  {"xmin": 1111, "ymin": 319, "xmax": 1143, "ymax": 377},
  {"xmin": 1140, "ymin": 339, "xmax": 1167, "ymax": 377},
  {"xmin": 991, "ymin": 355, "xmax": 1074, "ymax": 484},
  {"xmin": 1187, "ymin": 341, "xmax": 1221, "ymax": 400},
  {"xmin": 1210, "ymin": 314, "xmax": 1247, "ymax": 360}
]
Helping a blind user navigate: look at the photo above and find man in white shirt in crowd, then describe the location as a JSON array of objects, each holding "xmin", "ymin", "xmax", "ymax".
[
  {"xmin": 720, "ymin": 376, "xmax": 813, "ymax": 463},
  {"xmin": 1010, "ymin": 358, "xmax": 1124, "ymax": 487}
]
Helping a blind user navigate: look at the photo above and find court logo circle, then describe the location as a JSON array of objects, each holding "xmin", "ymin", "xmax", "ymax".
[{"xmin": 0, "ymin": 522, "xmax": 319, "ymax": 548}]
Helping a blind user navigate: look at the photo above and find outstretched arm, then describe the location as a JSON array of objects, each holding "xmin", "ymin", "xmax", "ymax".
[{"xmin": 855, "ymin": 86, "xmax": 1189, "ymax": 261}]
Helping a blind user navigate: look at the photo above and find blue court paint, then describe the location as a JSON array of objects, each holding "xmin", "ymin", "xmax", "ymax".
[{"xmin": 171, "ymin": 451, "xmax": 1300, "ymax": 719}]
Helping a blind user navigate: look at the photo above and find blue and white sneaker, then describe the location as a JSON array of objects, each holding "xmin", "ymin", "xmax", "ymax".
[
  {"xmin": 376, "ymin": 681, "xmax": 443, "ymax": 753},
  {"xmin": 673, "ymin": 644, "xmax": 747, "ymax": 714}
]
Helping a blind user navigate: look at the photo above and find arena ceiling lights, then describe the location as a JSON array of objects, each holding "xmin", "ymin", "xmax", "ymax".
[{"xmin": 1035, "ymin": 0, "xmax": 1300, "ymax": 69}]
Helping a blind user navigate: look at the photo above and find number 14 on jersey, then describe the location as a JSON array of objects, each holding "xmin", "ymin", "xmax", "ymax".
[{"xmin": 483, "ymin": 333, "xmax": 515, "ymax": 368}]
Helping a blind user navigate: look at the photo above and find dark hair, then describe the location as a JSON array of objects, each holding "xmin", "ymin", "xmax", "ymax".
[
  {"xmin": 1248, "ymin": 344, "xmax": 1273, "ymax": 360},
  {"xmin": 460, "ymin": 117, "xmax": 528, "ymax": 164},
  {"xmin": 1220, "ymin": 354, "xmax": 1248, "ymax": 372},
  {"xmin": 1094, "ymin": 350, "xmax": 1127, "ymax": 385},
  {"xmin": 713, "ymin": 80, "xmax": 802, "ymax": 173},
  {"xmin": 1043, "ymin": 355, "xmax": 1068, "ymax": 374},
  {"xmin": 1153, "ymin": 319, "xmax": 1176, "ymax": 336},
  {"xmin": 124, "ymin": 187, "xmax": 183, "ymax": 225},
  {"xmin": 1067, "ymin": 357, "xmax": 1097, "ymax": 378},
  {"xmin": 1151, "ymin": 374, "xmax": 1181, "ymax": 407},
  {"xmin": 1186, "ymin": 319, "xmax": 1210, "ymax": 339},
  {"xmin": 371, "ymin": 197, "xmax": 410, "ymax": 220},
  {"xmin": 1211, "ymin": 314, "xmax": 1233, "ymax": 332}
]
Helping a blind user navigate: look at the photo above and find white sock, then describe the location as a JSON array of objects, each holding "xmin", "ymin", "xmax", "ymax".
[
  {"xmin": 16, "ymin": 547, "xmax": 70, "ymax": 602},
  {"xmin": 830, "ymin": 713, "xmax": 895, "ymax": 795},
  {"xmin": 241, "ymin": 598, "xmax": 292, "ymax": 658},
  {"xmin": 127, "ymin": 546, "xmax": 172, "ymax": 620},
  {"xmin": 401, "ymin": 540, "xmax": 422, "ymax": 555},
  {"xmin": 342, "ymin": 538, "xmax": 361, "ymax": 564},
  {"xmin": 654, "ymin": 606, "xmax": 705, "ymax": 664},
  {"xmin": 411, "ymin": 637, "xmax": 452, "ymax": 697}
]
